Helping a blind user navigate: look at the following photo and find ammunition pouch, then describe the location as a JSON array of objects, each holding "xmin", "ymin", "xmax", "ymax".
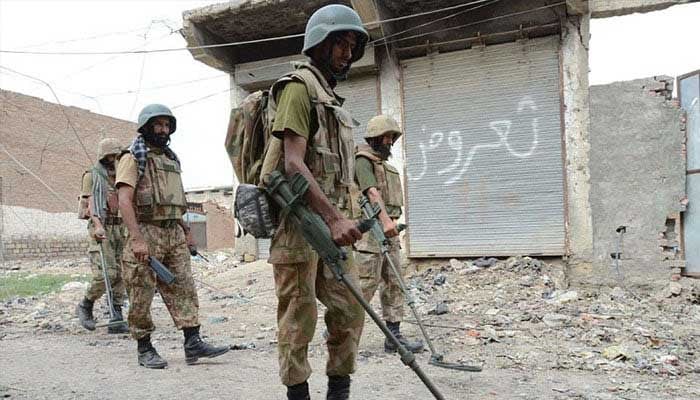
[{"xmin": 234, "ymin": 184, "xmax": 277, "ymax": 239}]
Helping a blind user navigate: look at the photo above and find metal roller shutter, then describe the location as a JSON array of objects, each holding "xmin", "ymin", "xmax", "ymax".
[
  {"xmin": 401, "ymin": 36, "xmax": 565, "ymax": 257},
  {"xmin": 335, "ymin": 74, "xmax": 380, "ymax": 144}
]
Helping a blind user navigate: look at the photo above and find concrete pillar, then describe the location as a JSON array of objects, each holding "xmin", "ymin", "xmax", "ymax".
[
  {"xmin": 561, "ymin": 14, "xmax": 595, "ymax": 280},
  {"xmin": 377, "ymin": 45, "xmax": 405, "ymax": 166}
]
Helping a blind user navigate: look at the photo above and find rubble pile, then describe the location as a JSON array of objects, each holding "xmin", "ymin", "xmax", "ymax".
[{"xmin": 404, "ymin": 256, "xmax": 700, "ymax": 382}]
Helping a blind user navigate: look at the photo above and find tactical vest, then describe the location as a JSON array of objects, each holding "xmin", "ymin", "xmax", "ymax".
[
  {"xmin": 354, "ymin": 145, "xmax": 404, "ymax": 254},
  {"xmin": 355, "ymin": 144, "xmax": 404, "ymax": 217},
  {"xmin": 269, "ymin": 62, "xmax": 359, "ymax": 217},
  {"xmin": 133, "ymin": 151, "xmax": 188, "ymax": 221}
]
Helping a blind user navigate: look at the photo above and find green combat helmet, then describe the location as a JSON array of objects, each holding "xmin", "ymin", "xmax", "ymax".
[
  {"xmin": 137, "ymin": 104, "xmax": 177, "ymax": 134},
  {"xmin": 97, "ymin": 138, "xmax": 122, "ymax": 161},
  {"xmin": 302, "ymin": 4, "xmax": 369, "ymax": 63},
  {"xmin": 365, "ymin": 115, "xmax": 403, "ymax": 143}
]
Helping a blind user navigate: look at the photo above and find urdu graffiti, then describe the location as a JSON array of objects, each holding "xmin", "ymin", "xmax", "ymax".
[{"xmin": 407, "ymin": 96, "xmax": 540, "ymax": 186}]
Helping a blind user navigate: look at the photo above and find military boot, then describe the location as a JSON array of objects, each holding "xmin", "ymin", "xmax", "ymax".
[
  {"xmin": 384, "ymin": 321, "xmax": 424, "ymax": 354},
  {"xmin": 107, "ymin": 305, "xmax": 128, "ymax": 334},
  {"xmin": 326, "ymin": 375, "xmax": 350, "ymax": 400},
  {"xmin": 183, "ymin": 326, "xmax": 230, "ymax": 365},
  {"xmin": 287, "ymin": 381, "xmax": 310, "ymax": 400},
  {"xmin": 137, "ymin": 336, "xmax": 168, "ymax": 369},
  {"xmin": 76, "ymin": 298, "xmax": 96, "ymax": 331}
]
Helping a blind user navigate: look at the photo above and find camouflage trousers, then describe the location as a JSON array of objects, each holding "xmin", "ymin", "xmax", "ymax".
[
  {"xmin": 273, "ymin": 250, "xmax": 365, "ymax": 386},
  {"xmin": 355, "ymin": 236, "xmax": 405, "ymax": 323},
  {"xmin": 122, "ymin": 222, "xmax": 199, "ymax": 340},
  {"xmin": 85, "ymin": 223, "xmax": 127, "ymax": 306}
]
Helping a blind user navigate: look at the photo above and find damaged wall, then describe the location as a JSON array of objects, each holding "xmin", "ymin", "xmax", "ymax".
[{"xmin": 588, "ymin": 76, "xmax": 685, "ymax": 287}]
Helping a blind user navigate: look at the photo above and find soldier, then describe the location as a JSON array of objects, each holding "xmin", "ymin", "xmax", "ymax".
[
  {"xmin": 76, "ymin": 138, "xmax": 128, "ymax": 334},
  {"xmin": 267, "ymin": 4, "xmax": 369, "ymax": 400},
  {"xmin": 354, "ymin": 115, "xmax": 424, "ymax": 353},
  {"xmin": 116, "ymin": 104, "xmax": 229, "ymax": 369}
]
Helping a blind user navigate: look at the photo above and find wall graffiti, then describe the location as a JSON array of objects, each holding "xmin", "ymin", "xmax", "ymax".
[{"xmin": 407, "ymin": 96, "xmax": 540, "ymax": 185}]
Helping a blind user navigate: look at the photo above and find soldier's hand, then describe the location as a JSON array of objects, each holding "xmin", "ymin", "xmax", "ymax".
[
  {"xmin": 384, "ymin": 220, "xmax": 399, "ymax": 238},
  {"xmin": 131, "ymin": 237, "xmax": 150, "ymax": 264},
  {"xmin": 329, "ymin": 217, "xmax": 362, "ymax": 246},
  {"xmin": 93, "ymin": 227, "xmax": 107, "ymax": 242}
]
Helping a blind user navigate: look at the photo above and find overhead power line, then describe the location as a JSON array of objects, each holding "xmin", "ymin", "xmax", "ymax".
[
  {"xmin": 0, "ymin": 144, "xmax": 74, "ymax": 210},
  {"xmin": 0, "ymin": 65, "xmax": 94, "ymax": 164},
  {"xmin": 381, "ymin": 2, "xmax": 566, "ymax": 46},
  {"xmin": 0, "ymin": 0, "xmax": 506, "ymax": 56}
]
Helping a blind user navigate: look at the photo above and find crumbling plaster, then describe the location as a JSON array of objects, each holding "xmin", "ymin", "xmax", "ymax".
[{"xmin": 589, "ymin": 77, "xmax": 685, "ymax": 287}]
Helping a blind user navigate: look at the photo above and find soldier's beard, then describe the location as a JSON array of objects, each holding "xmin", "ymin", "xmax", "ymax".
[
  {"xmin": 100, "ymin": 160, "xmax": 115, "ymax": 175},
  {"xmin": 143, "ymin": 131, "xmax": 170, "ymax": 148},
  {"xmin": 371, "ymin": 142, "xmax": 392, "ymax": 160}
]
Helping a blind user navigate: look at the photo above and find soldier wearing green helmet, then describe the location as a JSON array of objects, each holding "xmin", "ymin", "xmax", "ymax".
[
  {"xmin": 116, "ymin": 104, "xmax": 229, "ymax": 369},
  {"xmin": 76, "ymin": 138, "xmax": 129, "ymax": 334},
  {"xmin": 354, "ymin": 115, "xmax": 424, "ymax": 354},
  {"xmin": 267, "ymin": 4, "xmax": 369, "ymax": 400}
]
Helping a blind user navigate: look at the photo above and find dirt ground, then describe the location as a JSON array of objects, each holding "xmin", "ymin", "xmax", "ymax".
[{"xmin": 1, "ymin": 253, "xmax": 699, "ymax": 400}]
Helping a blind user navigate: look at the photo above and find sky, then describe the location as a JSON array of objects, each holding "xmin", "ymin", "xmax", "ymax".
[{"xmin": 1, "ymin": 1, "xmax": 699, "ymax": 190}]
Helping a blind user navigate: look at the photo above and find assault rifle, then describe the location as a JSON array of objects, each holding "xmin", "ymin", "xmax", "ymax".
[{"xmin": 263, "ymin": 171, "xmax": 445, "ymax": 400}]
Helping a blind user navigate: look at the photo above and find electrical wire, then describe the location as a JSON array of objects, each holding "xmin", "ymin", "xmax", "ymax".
[
  {"xmin": 369, "ymin": 0, "xmax": 502, "ymax": 45},
  {"xmin": 0, "ymin": 65, "xmax": 93, "ymax": 164},
  {"xmin": 0, "ymin": 144, "xmax": 74, "ymax": 210},
  {"xmin": 16, "ymin": 25, "xmax": 155, "ymax": 50},
  {"xmin": 171, "ymin": 88, "xmax": 231, "ymax": 109},
  {"xmin": 127, "ymin": 52, "xmax": 148, "ymax": 118},
  {"xmin": 0, "ymin": 0, "xmax": 512, "ymax": 56},
  {"xmin": 378, "ymin": 2, "xmax": 566, "ymax": 46}
]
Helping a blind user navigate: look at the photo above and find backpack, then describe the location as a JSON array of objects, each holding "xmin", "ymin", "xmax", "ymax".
[{"xmin": 224, "ymin": 90, "xmax": 282, "ymax": 239}]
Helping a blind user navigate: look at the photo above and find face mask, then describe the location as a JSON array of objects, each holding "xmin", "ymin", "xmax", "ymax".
[{"xmin": 143, "ymin": 131, "xmax": 169, "ymax": 148}]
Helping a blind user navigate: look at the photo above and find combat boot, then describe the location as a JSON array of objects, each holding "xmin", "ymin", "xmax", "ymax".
[
  {"xmin": 76, "ymin": 298, "xmax": 96, "ymax": 331},
  {"xmin": 326, "ymin": 375, "xmax": 350, "ymax": 400},
  {"xmin": 137, "ymin": 336, "xmax": 168, "ymax": 369},
  {"xmin": 107, "ymin": 305, "xmax": 128, "ymax": 334},
  {"xmin": 287, "ymin": 381, "xmax": 310, "ymax": 400},
  {"xmin": 183, "ymin": 326, "xmax": 230, "ymax": 365},
  {"xmin": 384, "ymin": 321, "xmax": 424, "ymax": 354}
]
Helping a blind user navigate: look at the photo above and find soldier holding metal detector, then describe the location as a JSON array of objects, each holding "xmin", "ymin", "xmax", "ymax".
[
  {"xmin": 116, "ymin": 104, "xmax": 229, "ymax": 369},
  {"xmin": 75, "ymin": 138, "xmax": 128, "ymax": 334},
  {"xmin": 353, "ymin": 115, "xmax": 424, "ymax": 354},
  {"xmin": 244, "ymin": 5, "xmax": 445, "ymax": 400}
]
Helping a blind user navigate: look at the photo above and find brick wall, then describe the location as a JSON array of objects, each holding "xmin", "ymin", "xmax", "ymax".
[
  {"xmin": 2, "ymin": 236, "xmax": 88, "ymax": 260},
  {"xmin": 203, "ymin": 201, "xmax": 235, "ymax": 250},
  {"xmin": 0, "ymin": 89, "xmax": 136, "ymax": 214}
]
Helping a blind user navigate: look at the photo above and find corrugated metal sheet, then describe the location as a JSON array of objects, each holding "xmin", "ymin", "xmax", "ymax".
[
  {"xmin": 680, "ymin": 72, "xmax": 700, "ymax": 275},
  {"xmin": 257, "ymin": 238, "xmax": 270, "ymax": 260},
  {"xmin": 401, "ymin": 36, "xmax": 565, "ymax": 257},
  {"xmin": 335, "ymin": 74, "xmax": 380, "ymax": 144}
]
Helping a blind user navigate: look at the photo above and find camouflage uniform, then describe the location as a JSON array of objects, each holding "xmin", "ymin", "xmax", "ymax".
[
  {"xmin": 81, "ymin": 169, "xmax": 128, "ymax": 306},
  {"xmin": 268, "ymin": 62, "xmax": 365, "ymax": 386},
  {"xmin": 353, "ymin": 143, "xmax": 405, "ymax": 323},
  {"xmin": 121, "ymin": 222, "xmax": 199, "ymax": 338},
  {"xmin": 116, "ymin": 150, "xmax": 199, "ymax": 340}
]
